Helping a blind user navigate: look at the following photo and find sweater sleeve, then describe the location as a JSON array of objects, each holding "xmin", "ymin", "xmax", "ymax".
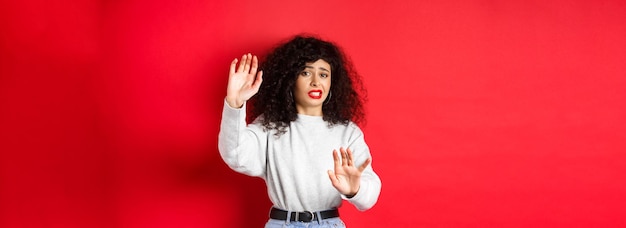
[
  {"xmin": 342, "ymin": 125, "xmax": 382, "ymax": 211},
  {"xmin": 217, "ymin": 100, "xmax": 267, "ymax": 177}
]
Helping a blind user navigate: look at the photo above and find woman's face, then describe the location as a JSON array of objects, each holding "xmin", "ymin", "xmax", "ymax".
[{"xmin": 293, "ymin": 59, "xmax": 332, "ymax": 116}]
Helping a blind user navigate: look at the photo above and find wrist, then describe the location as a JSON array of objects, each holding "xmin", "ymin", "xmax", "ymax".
[
  {"xmin": 345, "ymin": 186, "xmax": 360, "ymax": 199},
  {"xmin": 225, "ymin": 97, "xmax": 243, "ymax": 108}
]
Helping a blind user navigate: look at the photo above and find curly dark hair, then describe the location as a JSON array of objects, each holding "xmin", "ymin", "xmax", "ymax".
[{"xmin": 248, "ymin": 35, "xmax": 367, "ymax": 135}]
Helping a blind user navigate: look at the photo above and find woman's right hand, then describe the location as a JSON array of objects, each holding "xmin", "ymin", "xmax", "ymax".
[{"xmin": 226, "ymin": 53, "xmax": 263, "ymax": 108}]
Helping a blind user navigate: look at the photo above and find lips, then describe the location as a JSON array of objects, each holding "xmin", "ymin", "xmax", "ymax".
[{"xmin": 308, "ymin": 90, "xmax": 323, "ymax": 99}]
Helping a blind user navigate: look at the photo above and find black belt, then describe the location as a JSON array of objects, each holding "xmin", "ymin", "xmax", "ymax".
[{"xmin": 269, "ymin": 207, "xmax": 339, "ymax": 222}]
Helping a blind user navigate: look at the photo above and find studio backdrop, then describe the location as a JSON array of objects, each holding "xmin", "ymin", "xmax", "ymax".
[{"xmin": 1, "ymin": 0, "xmax": 625, "ymax": 227}]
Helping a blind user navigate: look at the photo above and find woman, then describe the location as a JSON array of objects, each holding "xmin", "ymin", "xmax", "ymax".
[{"xmin": 218, "ymin": 35, "xmax": 381, "ymax": 227}]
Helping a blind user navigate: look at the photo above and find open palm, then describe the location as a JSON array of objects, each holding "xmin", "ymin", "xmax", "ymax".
[
  {"xmin": 226, "ymin": 53, "xmax": 263, "ymax": 108},
  {"xmin": 327, "ymin": 147, "xmax": 371, "ymax": 197}
]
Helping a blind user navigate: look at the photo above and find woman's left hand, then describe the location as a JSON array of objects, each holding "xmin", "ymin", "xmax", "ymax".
[{"xmin": 327, "ymin": 147, "xmax": 371, "ymax": 198}]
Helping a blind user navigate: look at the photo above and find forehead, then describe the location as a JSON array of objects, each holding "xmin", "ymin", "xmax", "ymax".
[{"xmin": 304, "ymin": 59, "xmax": 331, "ymax": 72}]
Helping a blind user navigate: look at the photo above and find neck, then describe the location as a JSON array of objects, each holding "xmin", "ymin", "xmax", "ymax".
[{"xmin": 296, "ymin": 105, "xmax": 323, "ymax": 116}]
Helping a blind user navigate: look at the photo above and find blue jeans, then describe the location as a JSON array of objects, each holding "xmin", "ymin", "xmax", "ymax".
[{"xmin": 264, "ymin": 218, "xmax": 346, "ymax": 228}]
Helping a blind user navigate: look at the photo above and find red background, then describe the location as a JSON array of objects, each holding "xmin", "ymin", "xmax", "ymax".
[{"xmin": 1, "ymin": 0, "xmax": 625, "ymax": 227}]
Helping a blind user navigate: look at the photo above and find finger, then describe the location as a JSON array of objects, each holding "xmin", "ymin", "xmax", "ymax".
[
  {"xmin": 243, "ymin": 53, "xmax": 252, "ymax": 73},
  {"xmin": 250, "ymin": 55, "xmax": 259, "ymax": 75},
  {"xmin": 358, "ymin": 157, "xmax": 372, "ymax": 172},
  {"xmin": 236, "ymin": 54, "xmax": 247, "ymax": 72},
  {"xmin": 332, "ymin": 149, "xmax": 341, "ymax": 168},
  {"xmin": 340, "ymin": 147, "xmax": 348, "ymax": 166},
  {"xmin": 347, "ymin": 148, "xmax": 354, "ymax": 166},
  {"xmin": 229, "ymin": 58, "xmax": 238, "ymax": 76}
]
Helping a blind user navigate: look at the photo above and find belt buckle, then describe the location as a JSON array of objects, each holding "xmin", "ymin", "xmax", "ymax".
[{"xmin": 295, "ymin": 211, "xmax": 315, "ymax": 222}]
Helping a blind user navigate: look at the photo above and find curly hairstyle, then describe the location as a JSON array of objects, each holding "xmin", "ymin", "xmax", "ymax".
[{"xmin": 249, "ymin": 35, "xmax": 367, "ymax": 136}]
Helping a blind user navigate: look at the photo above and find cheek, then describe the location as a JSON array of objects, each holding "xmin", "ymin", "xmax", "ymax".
[{"xmin": 294, "ymin": 79, "xmax": 306, "ymax": 92}]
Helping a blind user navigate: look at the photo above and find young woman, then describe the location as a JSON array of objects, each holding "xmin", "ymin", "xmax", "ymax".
[{"xmin": 218, "ymin": 35, "xmax": 381, "ymax": 227}]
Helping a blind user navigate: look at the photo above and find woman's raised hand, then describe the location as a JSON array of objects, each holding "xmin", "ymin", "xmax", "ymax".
[
  {"xmin": 226, "ymin": 53, "xmax": 263, "ymax": 108},
  {"xmin": 327, "ymin": 147, "xmax": 371, "ymax": 198}
]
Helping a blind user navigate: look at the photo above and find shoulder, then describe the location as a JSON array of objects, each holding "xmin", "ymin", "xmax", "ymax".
[
  {"xmin": 330, "ymin": 121, "xmax": 364, "ymax": 137},
  {"xmin": 251, "ymin": 114, "xmax": 285, "ymax": 136},
  {"xmin": 251, "ymin": 114, "xmax": 265, "ymax": 124},
  {"xmin": 347, "ymin": 121, "xmax": 364, "ymax": 132}
]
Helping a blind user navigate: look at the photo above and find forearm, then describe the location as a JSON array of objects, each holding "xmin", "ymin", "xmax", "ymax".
[{"xmin": 217, "ymin": 100, "xmax": 266, "ymax": 176}]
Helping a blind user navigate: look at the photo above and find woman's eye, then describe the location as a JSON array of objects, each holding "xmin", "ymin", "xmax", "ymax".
[
  {"xmin": 321, "ymin": 74, "xmax": 329, "ymax": 78},
  {"xmin": 300, "ymin": 71, "xmax": 311, "ymax": 76}
]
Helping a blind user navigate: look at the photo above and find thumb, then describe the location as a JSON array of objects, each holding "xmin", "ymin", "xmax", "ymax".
[
  {"xmin": 251, "ymin": 71, "xmax": 263, "ymax": 92},
  {"xmin": 358, "ymin": 158, "xmax": 372, "ymax": 172},
  {"xmin": 327, "ymin": 170, "xmax": 339, "ymax": 185}
]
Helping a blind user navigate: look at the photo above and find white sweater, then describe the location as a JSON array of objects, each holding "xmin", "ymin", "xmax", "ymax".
[{"xmin": 218, "ymin": 100, "xmax": 381, "ymax": 212}]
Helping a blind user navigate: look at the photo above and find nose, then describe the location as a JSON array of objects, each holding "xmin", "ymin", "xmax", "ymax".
[{"xmin": 310, "ymin": 75, "xmax": 319, "ymax": 86}]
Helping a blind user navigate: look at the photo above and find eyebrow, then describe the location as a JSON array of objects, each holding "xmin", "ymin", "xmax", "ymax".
[{"xmin": 304, "ymin": 65, "xmax": 331, "ymax": 72}]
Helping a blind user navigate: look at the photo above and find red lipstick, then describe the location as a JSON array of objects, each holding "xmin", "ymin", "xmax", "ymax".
[{"xmin": 308, "ymin": 90, "xmax": 323, "ymax": 99}]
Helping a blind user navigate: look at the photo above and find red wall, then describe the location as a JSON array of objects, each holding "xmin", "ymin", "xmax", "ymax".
[{"xmin": 1, "ymin": 0, "xmax": 625, "ymax": 227}]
